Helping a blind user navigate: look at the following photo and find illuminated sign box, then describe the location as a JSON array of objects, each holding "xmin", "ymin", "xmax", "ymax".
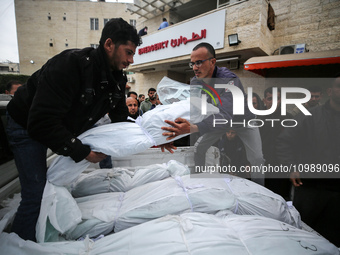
[{"xmin": 132, "ymin": 9, "xmax": 226, "ymax": 65}]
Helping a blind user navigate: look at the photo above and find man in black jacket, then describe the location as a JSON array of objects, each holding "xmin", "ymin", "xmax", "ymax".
[
  {"xmin": 6, "ymin": 18, "xmax": 141, "ymax": 241},
  {"xmin": 259, "ymin": 87, "xmax": 292, "ymax": 199},
  {"xmin": 276, "ymin": 75, "xmax": 340, "ymax": 246}
]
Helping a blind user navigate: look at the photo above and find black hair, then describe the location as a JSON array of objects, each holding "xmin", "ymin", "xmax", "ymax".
[
  {"xmin": 139, "ymin": 94, "xmax": 145, "ymax": 98},
  {"xmin": 192, "ymin": 42, "xmax": 216, "ymax": 58},
  {"xmin": 264, "ymin": 86, "xmax": 281, "ymax": 98},
  {"xmin": 163, "ymin": 18, "xmax": 167, "ymax": 21},
  {"xmin": 100, "ymin": 18, "xmax": 141, "ymax": 48},
  {"xmin": 148, "ymin": 88, "xmax": 156, "ymax": 93},
  {"xmin": 330, "ymin": 72, "xmax": 340, "ymax": 88},
  {"xmin": 308, "ymin": 85, "xmax": 322, "ymax": 93},
  {"xmin": 6, "ymin": 80, "xmax": 21, "ymax": 91},
  {"xmin": 127, "ymin": 91, "xmax": 138, "ymax": 97},
  {"xmin": 252, "ymin": 92, "xmax": 265, "ymax": 110}
]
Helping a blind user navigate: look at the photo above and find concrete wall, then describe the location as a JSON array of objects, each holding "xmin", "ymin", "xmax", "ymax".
[
  {"xmin": 15, "ymin": 0, "xmax": 139, "ymax": 75},
  {"xmin": 222, "ymin": 0, "xmax": 274, "ymax": 55},
  {"xmin": 134, "ymin": 0, "xmax": 192, "ymax": 34},
  {"xmin": 132, "ymin": 0, "xmax": 339, "ymax": 96},
  {"xmin": 132, "ymin": 0, "xmax": 271, "ymax": 95},
  {"xmin": 129, "ymin": 71, "xmax": 168, "ymax": 96},
  {"xmin": 270, "ymin": 0, "xmax": 340, "ymax": 52},
  {"xmin": 0, "ymin": 63, "xmax": 20, "ymax": 74},
  {"xmin": 15, "ymin": 0, "xmax": 340, "ymax": 97}
]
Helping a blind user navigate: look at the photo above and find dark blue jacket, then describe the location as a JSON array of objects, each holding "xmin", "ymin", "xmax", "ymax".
[{"xmin": 190, "ymin": 66, "xmax": 254, "ymax": 134}]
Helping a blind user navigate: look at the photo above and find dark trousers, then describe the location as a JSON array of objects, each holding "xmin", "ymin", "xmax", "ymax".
[
  {"xmin": 293, "ymin": 185, "xmax": 340, "ymax": 246},
  {"xmin": 193, "ymin": 127, "xmax": 265, "ymax": 185},
  {"xmin": 99, "ymin": 155, "xmax": 112, "ymax": 169},
  {"xmin": 6, "ymin": 113, "xmax": 47, "ymax": 241}
]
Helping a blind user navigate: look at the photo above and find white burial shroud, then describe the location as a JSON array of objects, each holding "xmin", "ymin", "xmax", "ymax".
[
  {"xmin": 2, "ymin": 212, "xmax": 339, "ymax": 255},
  {"xmin": 47, "ymin": 77, "xmax": 217, "ymax": 186}
]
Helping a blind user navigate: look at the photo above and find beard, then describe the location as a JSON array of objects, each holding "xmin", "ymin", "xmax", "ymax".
[{"xmin": 128, "ymin": 112, "xmax": 140, "ymax": 119}]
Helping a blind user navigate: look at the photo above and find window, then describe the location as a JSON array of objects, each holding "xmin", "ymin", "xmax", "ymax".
[
  {"xmin": 0, "ymin": 66, "xmax": 9, "ymax": 71},
  {"xmin": 129, "ymin": 19, "xmax": 136, "ymax": 28},
  {"xmin": 49, "ymin": 43, "xmax": 53, "ymax": 47},
  {"xmin": 217, "ymin": 0, "xmax": 230, "ymax": 8},
  {"xmin": 91, "ymin": 44, "xmax": 99, "ymax": 49},
  {"xmin": 90, "ymin": 18, "xmax": 99, "ymax": 30},
  {"xmin": 104, "ymin": 18, "xmax": 110, "ymax": 26}
]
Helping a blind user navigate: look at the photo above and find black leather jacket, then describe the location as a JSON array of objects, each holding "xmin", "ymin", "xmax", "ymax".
[
  {"xmin": 277, "ymin": 100, "xmax": 340, "ymax": 166},
  {"xmin": 276, "ymin": 100, "xmax": 340, "ymax": 190},
  {"xmin": 7, "ymin": 46, "xmax": 128, "ymax": 162}
]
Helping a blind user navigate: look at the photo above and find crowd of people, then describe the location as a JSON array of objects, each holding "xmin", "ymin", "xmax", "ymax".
[
  {"xmin": 125, "ymin": 87, "xmax": 162, "ymax": 120},
  {"xmin": 2, "ymin": 16, "xmax": 339, "ymax": 247},
  {"xmin": 160, "ymin": 42, "xmax": 340, "ymax": 246}
]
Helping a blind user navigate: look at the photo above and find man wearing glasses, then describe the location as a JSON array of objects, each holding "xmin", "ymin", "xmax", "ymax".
[{"xmin": 162, "ymin": 42, "xmax": 264, "ymax": 185}]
